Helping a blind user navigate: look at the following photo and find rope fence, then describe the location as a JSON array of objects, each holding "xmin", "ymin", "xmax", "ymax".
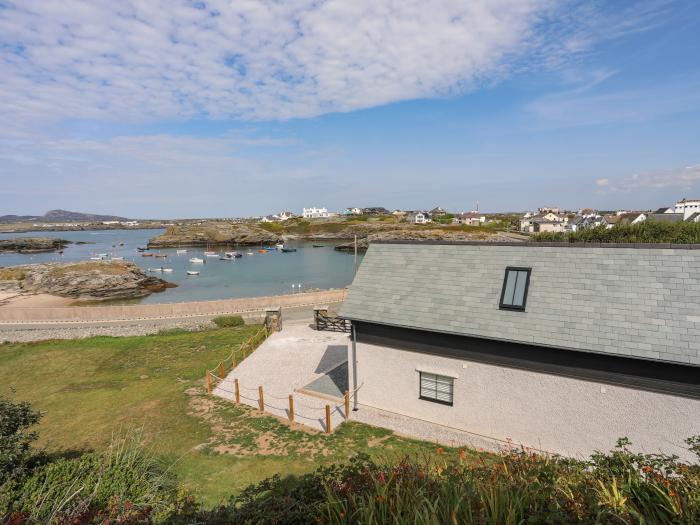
[
  {"xmin": 211, "ymin": 376, "xmax": 364, "ymax": 434},
  {"xmin": 204, "ymin": 318, "xmax": 278, "ymax": 394}
]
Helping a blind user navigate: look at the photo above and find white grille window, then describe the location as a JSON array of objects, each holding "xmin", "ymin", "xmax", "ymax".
[{"xmin": 419, "ymin": 372, "xmax": 454, "ymax": 406}]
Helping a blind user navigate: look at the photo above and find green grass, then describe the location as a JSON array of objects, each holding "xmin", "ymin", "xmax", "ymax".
[{"xmin": 0, "ymin": 327, "xmax": 462, "ymax": 506}]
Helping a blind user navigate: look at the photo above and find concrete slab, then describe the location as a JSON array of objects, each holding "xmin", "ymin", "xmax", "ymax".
[{"xmin": 214, "ymin": 321, "xmax": 351, "ymax": 432}]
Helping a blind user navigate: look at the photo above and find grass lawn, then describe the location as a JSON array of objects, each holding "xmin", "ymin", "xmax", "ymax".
[{"xmin": 0, "ymin": 325, "xmax": 472, "ymax": 506}]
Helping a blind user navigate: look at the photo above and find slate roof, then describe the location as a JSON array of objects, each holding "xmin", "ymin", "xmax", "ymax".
[{"xmin": 340, "ymin": 241, "xmax": 700, "ymax": 367}]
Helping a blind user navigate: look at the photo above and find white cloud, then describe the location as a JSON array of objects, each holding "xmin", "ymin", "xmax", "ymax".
[
  {"xmin": 0, "ymin": 0, "xmax": 667, "ymax": 132},
  {"xmin": 596, "ymin": 165, "xmax": 700, "ymax": 193}
]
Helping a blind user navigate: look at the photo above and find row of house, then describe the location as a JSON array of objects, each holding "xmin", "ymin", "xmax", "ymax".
[{"xmin": 520, "ymin": 198, "xmax": 700, "ymax": 233}]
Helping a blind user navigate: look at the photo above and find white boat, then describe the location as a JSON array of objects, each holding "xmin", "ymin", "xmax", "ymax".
[
  {"xmin": 246, "ymin": 251, "xmax": 254, "ymax": 256},
  {"xmin": 148, "ymin": 268, "xmax": 163, "ymax": 272},
  {"xmin": 96, "ymin": 253, "xmax": 108, "ymax": 257},
  {"xmin": 189, "ymin": 257, "xmax": 204, "ymax": 263},
  {"xmin": 186, "ymin": 270, "xmax": 200, "ymax": 276},
  {"xmin": 89, "ymin": 256, "xmax": 102, "ymax": 261},
  {"xmin": 176, "ymin": 249, "xmax": 187, "ymax": 254},
  {"xmin": 275, "ymin": 243, "xmax": 284, "ymax": 250},
  {"xmin": 162, "ymin": 268, "xmax": 174, "ymax": 273},
  {"xmin": 205, "ymin": 251, "xmax": 219, "ymax": 257},
  {"xmin": 111, "ymin": 256, "xmax": 124, "ymax": 261}
]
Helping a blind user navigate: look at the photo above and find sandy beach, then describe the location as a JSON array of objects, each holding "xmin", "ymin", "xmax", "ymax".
[{"xmin": 0, "ymin": 292, "xmax": 74, "ymax": 308}]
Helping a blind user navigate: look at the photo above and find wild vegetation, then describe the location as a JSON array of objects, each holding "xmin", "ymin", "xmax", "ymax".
[
  {"xmin": 533, "ymin": 221, "xmax": 700, "ymax": 244},
  {"xmin": 211, "ymin": 314, "xmax": 245, "ymax": 328},
  {"xmin": 3, "ymin": 389, "xmax": 698, "ymax": 524}
]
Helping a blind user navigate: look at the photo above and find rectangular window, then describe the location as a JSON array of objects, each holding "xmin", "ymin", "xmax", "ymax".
[
  {"xmin": 499, "ymin": 267, "xmax": 531, "ymax": 311},
  {"xmin": 419, "ymin": 372, "xmax": 454, "ymax": 406}
]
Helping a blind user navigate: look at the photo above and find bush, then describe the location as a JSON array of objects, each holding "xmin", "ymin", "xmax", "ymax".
[
  {"xmin": 212, "ymin": 315, "xmax": 245, "ymax": 328},
  {"xmin": 0, "ymin": 394, "xmax": 41, "ymax": 484},
  {"xmin": 6, "ymin": 430, "xmax": 184, "ymax": 524},
  {"xmin": 532, "ymin": 221, "xmax": 700, "ymax": 244}
]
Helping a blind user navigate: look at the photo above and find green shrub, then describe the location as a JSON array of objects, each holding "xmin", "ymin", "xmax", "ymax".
[
  {"xmin": 9, "ymin": 430, "xmax": 181, "ymax": 524},
  {"xmin": 212, "ymin": 315, "xmax": 245, "ymax": 328},
  {"xmin": 0, "ymin": 394, "xmax": 41, "ymax": 484},
  {"xmin": 533, "ymin": 221, "xmax": 700, "ymax": 244}
]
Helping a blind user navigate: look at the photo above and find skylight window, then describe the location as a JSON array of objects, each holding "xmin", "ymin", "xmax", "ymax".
[{"xmin": 499, "ymin": 267, "xmax": 531, "ymax": 311}]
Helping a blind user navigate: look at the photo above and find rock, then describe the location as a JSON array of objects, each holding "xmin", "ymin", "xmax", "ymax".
[
  {"xmin": 7, "ymin": 261, "xmax": 176, "ymax": 301},
  {"xmin": 333, "ymin": 229, "xmax": 514, "ymax": 251},
  {"xmin": 0, "ymin": 237, "xmax": 69, "ymax": 253},
  {"xmin": 148, "ymin": 222, "xmax": 280, "ymax": 248}
]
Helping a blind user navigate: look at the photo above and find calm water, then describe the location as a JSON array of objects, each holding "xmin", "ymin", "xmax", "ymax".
[{"xmin": 0, "ymin": 229, "xmax": 361, "ymax": 304}]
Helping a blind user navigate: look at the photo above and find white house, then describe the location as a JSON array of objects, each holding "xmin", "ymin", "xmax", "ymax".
[
  {"xmin": 302, "ymin": 207, "xmax": 330, "ymax": 219},
  {"xmin": 453, "ymin": 212, "xmax": 486, "ymax": 226},
  {"xmin": 341, "ymin": 242, "xmax": 700, "ymax": 461},
  {"xmin": 406, "ymin": 211, "xmax": 432, "ymax": 224},
  {"xmin": 673, "ymin": 199, "xmax": 700, "ymax": 220}
]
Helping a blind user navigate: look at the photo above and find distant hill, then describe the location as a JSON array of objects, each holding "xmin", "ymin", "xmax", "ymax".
[{"xmin": 0, "ymin": 209, "xmax": 131, "ymax": 223}]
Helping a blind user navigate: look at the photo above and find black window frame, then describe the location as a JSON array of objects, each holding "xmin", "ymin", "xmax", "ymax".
[
  {"xmin": 499, "ymin": 266, "xmax": 531, "ymax": 311},
  {"xmin": 418, "ymin": 371, "xmax": 454, "ymax": 406}
]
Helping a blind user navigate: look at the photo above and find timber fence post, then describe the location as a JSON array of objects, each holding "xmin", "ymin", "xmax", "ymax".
[
  {"xmin": 206, "ymin": 371, "xmax": 211, "ymax": 395},
  {"xmin": 288, "ymin": 395, "xmax": 294, "ymax": 422},
  {"xmin": 219, "ymin": 361, "xmax": 225, "ymax": 378},
  {"xmin": 344, "ymin": 391, "xmax": 350, "ymax": 420},
  {"xmin": 258, "ymin": 386, "xmax": 264, "ymax": 412},
  {"xmin": 234, "ymin": 379, "xmax": 240, "ymax": 403},
  {"xmin": 325, "ymin": 404, "xmax": 331, "ymax": 434}
]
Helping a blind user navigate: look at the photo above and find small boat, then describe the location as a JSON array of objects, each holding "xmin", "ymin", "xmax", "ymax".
[
  {"xmin": 119, "ymin": 242, "xmax": 124, "ymax": 246},
  {"xmin": 90, "ymin": 256, "xmax": 102, "ymax": 261},
  {"xmin": 186, "ymin": 270, "xmax": 200, "ymax": 276},
  {"xmin": 225, "ymin": 251, "xmax": 242, "ymax": 258},
  {"xmin": 111, "ymin": 256, "xmax": 124, "ymax": 261},
  {"xmin": 148, "ymin": 268, "xmax": 163, "ymax": 272},
  {"xmin": 141, "ymin": 253, "xmax": 153, "ymax": 257},
  {"xmin": 96, "ymin": 253, "xmax": 108, "ymax": 257},
  {"xmin": 137, "ymin": 247, "xmax": 147, "ymax": 252},
  {"xmin": 162, "ymin": 268, "xmax": 174, "ymax": 273},
  {"xmin": 312, "ymin": 245, "xmax": 324, "ymax": 248},
  {"xmin": 246, "ymin": 251, "xmax": 254, "ymax": 256},
  {"xmin": 219, "ymin": 256, "xmax": 233, "ymax": 261},
  {"xmin": 154, "ymin": 254, "xmax": 167, "ymax": 259},
  {"xmin": 257, "ymin": 249, "xmax": 267, "ymax": 253},
  {"xmin": 281, "ymin": 248, "xmax": 297, "ymax": 253},
  {"xmin": 189, "ymin": 257, "xmax": 204, "ymax": 263},
  {"xmin": 275, "ymin": 243, "xmax": 284, "ymax": 249},
  {"xmin": 176, "ymin": 249, "xmax": 187, "ymax": 254}
]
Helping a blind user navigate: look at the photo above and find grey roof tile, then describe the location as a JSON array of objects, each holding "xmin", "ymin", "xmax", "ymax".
[{"xmin": 340, "ymin": 242, "xmax": 700, "ymax": 367}]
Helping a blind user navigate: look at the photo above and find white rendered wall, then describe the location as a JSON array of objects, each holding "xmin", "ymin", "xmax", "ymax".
[{"xmin": 349, "ymin": 340, "xmax": 700, "ymax": 462}]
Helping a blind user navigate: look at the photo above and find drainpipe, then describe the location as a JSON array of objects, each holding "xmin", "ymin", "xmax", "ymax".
[{"xmin": 351, "ymin": 322, "xmax": 359, "ymax": 411}]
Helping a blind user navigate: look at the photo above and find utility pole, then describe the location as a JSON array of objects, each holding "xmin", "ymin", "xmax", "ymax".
[{"xmin": 354, "ymin": 234, "xmax": 358, "ymax": 273}]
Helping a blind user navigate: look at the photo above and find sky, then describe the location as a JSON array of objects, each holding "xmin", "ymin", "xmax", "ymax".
[{"xmin": 0, "ymin": 0, "xmax": 699, "ymax": 218}]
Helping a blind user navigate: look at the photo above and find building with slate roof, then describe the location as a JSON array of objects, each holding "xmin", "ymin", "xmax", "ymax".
[{"xmin": 340, "ymin": 241, "xmax": 700, "ymax": 460}]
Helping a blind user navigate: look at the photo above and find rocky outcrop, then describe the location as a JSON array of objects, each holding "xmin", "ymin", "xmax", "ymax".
[
  {"xmin": 333, "ymin": 229, "xmax": 521, "ymax": 251},
  {"xmin": 148, "ymin": 222, "xmax": 280, "ymax": 248},
  {"xmin": 0, "ymin": 237, "xmax": 69, "ymax": 253},
  {"xmin": 1, "ymin": 261, "xmax": 175, "ymax": 301}
]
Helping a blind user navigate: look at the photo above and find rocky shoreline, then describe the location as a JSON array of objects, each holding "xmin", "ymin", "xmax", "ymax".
[
  {"xmin": 0, "ymin": 261, "xmax": 175, "ymax": 301},
  {"xmin": 0, "ymin": 237, "xmax": 69, "ymax": 253},
  {"xmin": 148, "ymin": 222, "xmax": 280, "ymax": 248}
]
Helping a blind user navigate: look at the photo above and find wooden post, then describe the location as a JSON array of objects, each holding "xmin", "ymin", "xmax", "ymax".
[
  {"xmin": 258, "ymin": 386, "xmax": 264, "ymax": 412},
  {"xmin": 219, "ymin": 361, "xmax": 225, "ymax": 378},
  {"xmin": 325, "ymin": 404, "xmax": 331, "ymax": 434},
  {"xmin": 344, "ymin": 391, "xmax": 350, "ymax": 420},
  {"xmin": 234, "ymin": 379, "xmax": 240, "ymax": 404},
  {"xmin": 206, "ymin": 370, "xmax": 212, "ymax": 394},
  {"xmin": 231, "ymin": 351, "xmax": 236, "ymax": 369},
  {"xmin": 288, "ymin": 395, "xmax": 294, "ymax": 422}
]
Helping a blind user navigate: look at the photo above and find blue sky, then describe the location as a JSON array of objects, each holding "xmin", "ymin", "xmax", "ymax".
[{"xmin": 0, "ymin": 0, "xmax": 699, "ymax": 218}]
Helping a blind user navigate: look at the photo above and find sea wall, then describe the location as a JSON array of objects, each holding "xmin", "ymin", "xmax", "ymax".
[{"xmin": 0, "ymin": 289, "xmax": 347, "ymax": 323}]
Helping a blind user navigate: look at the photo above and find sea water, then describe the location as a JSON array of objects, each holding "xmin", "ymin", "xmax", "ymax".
[{"xmin": 0, "ymin": 229, "xmax": 361, "ymax": 304}]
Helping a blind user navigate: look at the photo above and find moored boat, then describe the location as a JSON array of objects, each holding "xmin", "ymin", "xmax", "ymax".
[
  {"xmin": 141, "ymin": 253, "xmax": 153, "ymax": 257},
  {"xmin": 189, "ymin": 257, "xmax": 204, "ymax": 263},
  {"xmin": 176, "ymin": 249, "xmax": 187, "ymax": 254},
  {"xmin": 246, "ymin": 251, "xmax": 254, "ymax": 256},
  {"xmin": 281, "ymin": 248, "xmax": 297, "ymax": 253},
  {"xmin": 154, "ymin": 254, "xmax": 167, "ymax": 259},
  {"xmin": 186, "ymin": 270, "xmax": 200, "ymax": 276},
  {"xmin": 275, "ymin": 243, "xmax": 284, "ymax": 249},
  {"xmin": 162, "ymin": 268, "xmax": 174, "ymax": 273}
]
